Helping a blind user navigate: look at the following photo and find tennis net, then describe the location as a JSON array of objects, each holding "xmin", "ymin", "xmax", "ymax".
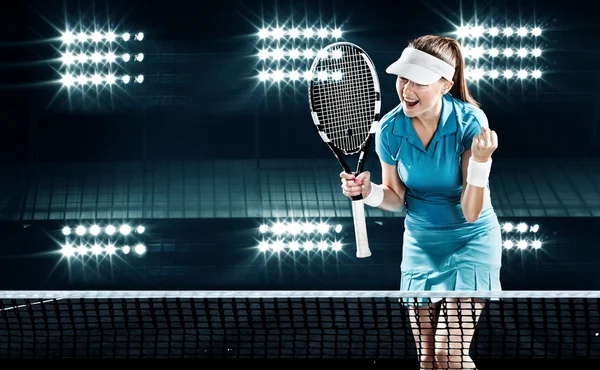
[{"xmin": 0, "ymin": 290, "xmax": 599, "ymax": 366}]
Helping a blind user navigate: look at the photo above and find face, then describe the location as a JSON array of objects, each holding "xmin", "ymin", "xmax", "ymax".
[{"xmin": 396, "ymin": 77, "xmax": 453, "ymax": 119}]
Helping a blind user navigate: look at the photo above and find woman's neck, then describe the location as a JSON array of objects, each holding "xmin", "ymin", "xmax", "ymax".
[{"xmin": 415, "ymin": 98, "xmax": 443, "ymax": 131}]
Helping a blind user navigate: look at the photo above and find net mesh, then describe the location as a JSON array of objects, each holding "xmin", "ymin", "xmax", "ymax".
[
  {"xmin": 310, "ymin": 43, "xmax": 379, "ymax": 154},
  {"xmin": 1, "ymin": 291, "xmax": 599, "ymax": 365}
]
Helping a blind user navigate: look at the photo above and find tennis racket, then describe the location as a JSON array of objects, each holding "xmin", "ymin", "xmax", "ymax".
[{"xmin": 307, "ymin": 42, "xmax": 382, "ymax": 258}]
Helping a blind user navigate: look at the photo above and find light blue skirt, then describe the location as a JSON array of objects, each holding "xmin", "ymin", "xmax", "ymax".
[{"xmin": 399, "ymin": 223, "xmax": 502, "ymax": 306}]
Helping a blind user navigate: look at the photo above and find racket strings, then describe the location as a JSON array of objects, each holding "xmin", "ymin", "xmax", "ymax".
[
  {"xmin": 316, "ymin": 51, "xmax": 373, "ymax": 147},
  {"xmin": 328, "ymin": 52, "xmax": 371, "ymax": 151},
  {"xmin": 312, "ymin": 45, "xmax": 377, "ymax": 153}
]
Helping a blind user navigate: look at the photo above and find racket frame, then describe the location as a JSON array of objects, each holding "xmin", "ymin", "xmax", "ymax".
[{"xmin": 307, "ymin": 42, "xmax": 382, "ymax": 258}]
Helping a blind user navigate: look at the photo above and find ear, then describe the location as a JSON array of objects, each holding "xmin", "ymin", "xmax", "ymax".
[{"xmin": 442, "ymin": 80, "xmax": 454, "ymax": 94}]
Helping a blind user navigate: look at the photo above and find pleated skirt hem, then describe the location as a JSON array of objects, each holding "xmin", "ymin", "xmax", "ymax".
[{"xmin": 399, "ymin": 262, "xmax": 501, "ymax": 306}]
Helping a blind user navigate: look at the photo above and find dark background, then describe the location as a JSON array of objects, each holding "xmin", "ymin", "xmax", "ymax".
[{"xmin": 0, "ymin": 0, "xmax": 598, "ymax": 293}]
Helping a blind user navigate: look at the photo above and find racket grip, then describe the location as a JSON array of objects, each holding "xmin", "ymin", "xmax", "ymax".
[{"xmin": 351, "ymin": 199, "xmax": 372, "ymax": 258}]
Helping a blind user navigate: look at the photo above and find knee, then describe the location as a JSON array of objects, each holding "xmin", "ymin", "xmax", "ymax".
[
  {"xmin": 419, "ymin": 355, "xmax": 437, "ymax": 369},
  {"xmin": 434, "ymin": 346, "xmax": 475, "ymax": 369},
  {"xmin": 434, "ymin": 347, "xmax": 448, "ymax": 362},
  {"xmin": 434, "ymin": 343, "xmax": 452, "ymax": 367}
]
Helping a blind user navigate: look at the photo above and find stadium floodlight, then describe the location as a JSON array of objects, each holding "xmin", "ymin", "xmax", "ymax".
[
  {"xmin": 134, "ymin": 243, "xmax": 147, "ymax": 255},
  {"xmin": 456, "ymin": 25, "xmax": 544, "ymax": 39},
  {"xmin": 105, "ymin": 31, "xmax": 117, "ymax": 42},
  {"xmin": 119, "ymin": 224, "xmax": 132, "ymax": 235},
  {"xmin": 501, "ymin": 221, "xmax": 543, "ymax": 251},
  {"xmin": 61, "ymin": 243, "xmax": 76, "ymax": 257},
  {"xmin": 91, "ymin": 244, "xmax": 103, "ymax": 255},
  {"xmin": 255, "ymin": 219, "xmax": 346, "ymax": 256},
  {"xmin": 105, "ymin": 225, "xmax": 116, "ymax": 235},
  {"xmin": 105, "ymin": 52, "xmax": 117, "ymax": 63},
  {"xmin": 58, "ymin": 221, "xmax": 147, "ymax": 259},
  {"xmin": 75, "ymin": 225, "xmax": 86, "ymax": 236},
  {"xmin": 454, "ymin": 23, "xmax": 546, "ymax": 82},
  {"xmin": 60, "ymin": 31, "xmax": 76, "ymax": 44},
  {"xmin": 254, "ymin": 24, "xmax": 345, "ymax": 84},
  {"xmin": 57, "ymin": 28, "xmax": 145, "ymax": 89},
  {"xmin": 105, "ymin": 244, "xmax": 117, "ymax": 255},
  {"xmin": 89, "ymin": 225, "xmax": 101, "ymax": 236},
  {"xmin": 61, "ymin": 30, "xmax": 134, "ymax": 45},
  {"xmin": 253, "ymin": 21, "xmax": 544, "ymax": 85}
]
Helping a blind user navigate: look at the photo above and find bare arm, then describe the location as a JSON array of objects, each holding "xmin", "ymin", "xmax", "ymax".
[
  {"xmin": 460, "ymin": 149, "xmax": 486, "ymax": 222},
  {"xmin": 374, "ymin": 159, "xmax": 407, "ymax": 212}
]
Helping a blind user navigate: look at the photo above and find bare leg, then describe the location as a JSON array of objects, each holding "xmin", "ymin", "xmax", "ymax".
[
  {"xmin": 434, "ymin": 298, "xmax": 485, "ymax": 369},
  {"xmin": 408, "ymin": 300, "xmax": 442, "ymax": 369}
]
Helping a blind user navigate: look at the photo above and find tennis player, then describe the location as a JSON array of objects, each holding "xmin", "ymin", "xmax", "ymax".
[{"xmin": 340, "ymin": 35, "xmax": 502, "ymax": 369}]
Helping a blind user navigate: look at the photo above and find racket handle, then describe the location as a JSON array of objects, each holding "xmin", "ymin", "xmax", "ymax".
[{"xmin": 351, "ymin": 199, "xmax": 372, "ymax": 258}]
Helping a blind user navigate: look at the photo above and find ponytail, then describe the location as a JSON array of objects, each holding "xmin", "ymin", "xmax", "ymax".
[
  {"xmin": 407, "ymin": 35, "xmax": 480, "ymax": 108},
  {"xmin": 446, "ymin": 38, "xmax": 480, "ymax": 108}
]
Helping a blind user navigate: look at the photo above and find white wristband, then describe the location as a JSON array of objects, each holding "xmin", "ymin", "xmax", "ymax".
[
  {"xmin": 466, "ymin": 157, "xmax": 492, "ymax": 188},
  {"xmin": 363, "ymin": 183, "xmax": 384, "ymax": 207}
]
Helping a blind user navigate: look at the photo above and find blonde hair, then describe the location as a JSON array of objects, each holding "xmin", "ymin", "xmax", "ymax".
[{"xmin": 407, "ymin": 35, "xmax": 479, "ymax": 108}]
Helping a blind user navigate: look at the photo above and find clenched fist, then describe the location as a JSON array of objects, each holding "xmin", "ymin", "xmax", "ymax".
[
  {"xmin": 471, "ymin": 126, "xmax": 498, "ymax": 163},
  {"xmin": 340, "ymin": 171, "xmax": 372, "ymax": 199}
]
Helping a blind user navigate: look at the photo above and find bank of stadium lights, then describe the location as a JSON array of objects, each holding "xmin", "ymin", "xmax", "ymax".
[
  {"xmin": 464, "ymin": 67, "xmax": 542, "ymax": 81},
  {"xmin": 453, "ymin": 24, "xmax": 545, "ymax": 81},
  {"xmin": 463, "ymin": 46, "xmax": 542, "ymax": 59},
  {"xmin": 255, "ymin": 26, "xmax": 343, "ymax": 83},
  {"xmin": 455, "ymin": 25, "xmax": 542, "ymax": 39},
  {"xmin": 61, "ymin": 242, "xmax": 147, "ymax": 258},
  {"xmin": 255, "ymin": 23, "xmax": 544, "ymax": 83},
  {"xmin": 257, "ymin": 27, "xmax": 343, "ymax": 40},
  {"xmin": 58, "ymin": 30, "xmax": 145, "ymax": 88},
  {"xmin": 256, "ymin": 220, "xmax": 344, "ymax": 253},
  {"xmin": 60, "ymin": 222, "xmax": 147, "ymax": 258},
  {"xmin": 60, "ymin": 30, "xmax": 145, "ymax": 44},
  {"xmin": 501, "ymin": 221, "xmax": 543, "ymax": 251},
  {"xmin": 62, "ymin": 223, "xmax": 145, "ymax": 236},
  {"xmin": 257, "ymin": 47, "xmax": 345, "ymax": 83}
]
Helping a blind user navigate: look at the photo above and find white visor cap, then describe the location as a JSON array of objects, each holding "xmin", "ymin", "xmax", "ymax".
[{"xmin": 385, "ymin": 48, "xmax": 455, "ymax": 85}]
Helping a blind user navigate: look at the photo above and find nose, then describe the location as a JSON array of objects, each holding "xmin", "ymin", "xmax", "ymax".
[{"xmin": 403, "ymin": 80, "xmax": 415, "ymax": 94}]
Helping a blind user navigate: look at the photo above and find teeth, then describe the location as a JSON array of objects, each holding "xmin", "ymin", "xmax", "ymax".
[{"xmin": 405, "ymin": 98, "xmax": 418, "ymax": 103}]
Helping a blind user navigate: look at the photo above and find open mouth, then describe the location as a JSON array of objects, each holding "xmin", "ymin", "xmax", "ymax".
[{"xmin": 404, "ymin": 98, "xmax": 419, "ymax": 108}]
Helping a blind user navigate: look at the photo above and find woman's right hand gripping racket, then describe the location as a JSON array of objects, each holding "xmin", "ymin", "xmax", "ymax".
[{"xmin": 307, "ymin": 42, "xmax": 382, "ymax": 258}]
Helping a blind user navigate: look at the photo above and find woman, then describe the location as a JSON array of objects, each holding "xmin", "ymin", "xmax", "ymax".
[{"xmin": 340, "ymin": 35, "xmax": 502, "ymax": 369}]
